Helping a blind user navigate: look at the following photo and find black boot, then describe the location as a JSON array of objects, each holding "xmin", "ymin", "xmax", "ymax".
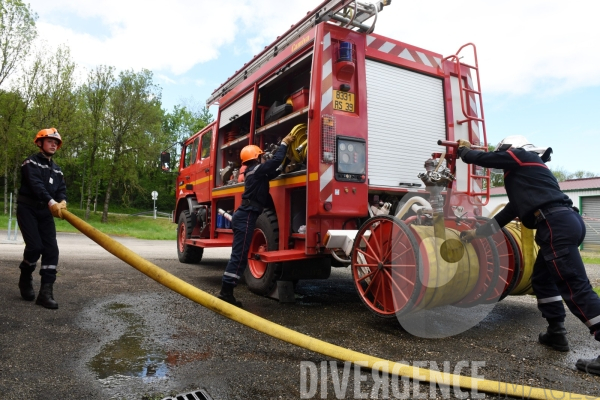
[
  {"xmin": 18, "ymin": 261, "xmax": 36, "ymax": 301},
  {"xmin": 36, "ymin": 283, "xmax": 58, "ymax": 309},
  {"xmin": 538, "ymin": 320, "xmax": 569, "ymax": 351},
  {"xmin": 576, "ymin": 356, "xmax": 600, "ymax": 376},
  {"xmin": 218, "ymin": 282, "xmax": 243, "ymax": 308}
]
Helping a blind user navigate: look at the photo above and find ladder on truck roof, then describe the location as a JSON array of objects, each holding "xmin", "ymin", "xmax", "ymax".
[{"xmin": 206, "ymin": 0, "xmax": 391, "ymax": 106}]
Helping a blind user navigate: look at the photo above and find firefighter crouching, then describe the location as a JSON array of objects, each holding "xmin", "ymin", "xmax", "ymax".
[
  {"xmin": 16, "ymin": 128, "xmax": 67, "ymax": 310},
  {"xmin": 218, "ymin": 134, "xmax": 294, "ymax": 307},
  {"xmin": 457, "ymin": 135, "xmax": 600, "ymax": 376}
]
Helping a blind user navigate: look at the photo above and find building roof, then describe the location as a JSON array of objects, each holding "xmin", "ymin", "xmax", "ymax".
[{"xmin": 490, "ymin": 177, "xmax": 600, "ymax": 196}]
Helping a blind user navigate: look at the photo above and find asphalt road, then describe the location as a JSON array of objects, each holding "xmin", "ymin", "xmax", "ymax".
[{"xmin": 1, "ymin": 230, "xmax": 600, "ymax": 400}]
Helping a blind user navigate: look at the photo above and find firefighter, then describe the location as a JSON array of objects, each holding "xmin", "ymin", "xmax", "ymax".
[
  {"xmin": 16, "ymin": 128, "xmax": 67, "ymax": 310},
  {"xmin": 218, "ymin": 134, "xmax": 294, "ymax": 307},
  {"xmin": 457, "ymin": 135, "xmax": 600, "ymax": 376}
]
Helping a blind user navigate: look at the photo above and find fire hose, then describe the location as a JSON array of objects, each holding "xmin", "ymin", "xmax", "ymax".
[{"xmin": 60, "ymin": 209, "xmax": 599, "ymax": 400}]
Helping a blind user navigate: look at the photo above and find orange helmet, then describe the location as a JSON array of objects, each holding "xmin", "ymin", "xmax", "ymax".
[
  {"xmin": 34, "ymin": 128, "xmax": 62, "ymax": 149},
  {"xmin": 240, "ymin": 145, "xmax": 263, "ymax": 164}
]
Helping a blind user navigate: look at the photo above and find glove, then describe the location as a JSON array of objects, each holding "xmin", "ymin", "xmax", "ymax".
[
  {"xmin": 49, "ymin": 201, "xmax": 66, "ymax": 219},
  {"xmin": 281, "ymin": 134, "xmax": 294, "ymax": 146},
  {"xmin": 457, "ymin": 139, "xmax": 471, "ymax": 149},
  {"xmin": 459, "ymin": 229, "xmax": 478, "ymax": 243}
]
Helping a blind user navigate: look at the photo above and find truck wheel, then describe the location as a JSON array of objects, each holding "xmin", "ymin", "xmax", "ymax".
[
  {"xmin": 244, "ymin": 210, "xmax": 281, "ymax": 296},
  {"xmin": 177, "ymin": 210, "xmax": 203, "ymax": 263}
]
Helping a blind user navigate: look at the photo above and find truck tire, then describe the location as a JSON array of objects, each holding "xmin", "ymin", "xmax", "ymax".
[
  {"xmin": 244, "ymin": 210, "xmax": 281, "ymax": 296},
  {"xmin": 177, "ymin": 210, "xmax": 203, "ymax": 264}
]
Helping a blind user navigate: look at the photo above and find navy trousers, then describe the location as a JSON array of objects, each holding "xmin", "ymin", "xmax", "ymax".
[
  {"xmin": 16, "ymin": 204, "xmax": 59, "ymax": 284},
  {"xmin": 222, "ymin": 208, "xmax": 259, "ymax": 286},
  {"xmin": 531, "ymin": 208, "xmax": 600, "ymax": 340}
]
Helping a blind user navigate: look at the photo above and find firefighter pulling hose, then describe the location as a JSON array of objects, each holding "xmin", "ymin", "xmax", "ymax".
[
  {"xmin": 453, "ymin": 135, "xmax": 600, "ymax": 376},
  {"xmin": 55, "ymin": 208, "xmax": 599, "ymax": 399}
]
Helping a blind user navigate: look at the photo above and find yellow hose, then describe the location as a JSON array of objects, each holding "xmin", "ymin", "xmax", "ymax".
[
  {"xmin": 286, "ymin": 123, "xmax": 307, "ymax": 163},
  {"xmin": 60, "ymin": 210, "xmax": 598, "ymax": 400},
  {"xmin": 504, "ymin": 222, "xmax": 536, "ymax": 296}
]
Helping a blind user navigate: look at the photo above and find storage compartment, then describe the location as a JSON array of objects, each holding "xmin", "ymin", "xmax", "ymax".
[
  {"xmin": 264, "ymin": 101, "xmax": 293, "ymax": 124},
  {"xmin": 290, "ymin": 187, "xmax": 306, "ymax": 233},
  {"xmin": 288, "ymin": 87, "xmax": 309, "ymax": 112}
]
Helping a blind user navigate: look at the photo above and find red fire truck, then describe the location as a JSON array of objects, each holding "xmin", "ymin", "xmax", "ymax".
[{"xmin": 165, "ymin": 0, "xmax": 523, "ymax": 317}]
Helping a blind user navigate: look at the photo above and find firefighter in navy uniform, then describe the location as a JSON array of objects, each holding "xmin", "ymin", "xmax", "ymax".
[
  {"xmin": 457, "ymin": 135, "xmax": 600, "ymax": 376},
  {"xmin": 16, "ymin": 128, "xmax": 67, "ymax": 309},
  {"xmin": 218, "ymin": 134, "xmax": 294, "ymax": 307}
]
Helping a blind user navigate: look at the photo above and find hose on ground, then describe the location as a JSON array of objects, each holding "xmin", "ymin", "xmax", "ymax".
[{"xmin": 60, "ymin": 210, "xmax": 598, "ymax": 400}]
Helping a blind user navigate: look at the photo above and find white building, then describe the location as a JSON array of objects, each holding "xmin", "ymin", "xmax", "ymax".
[{"xmin": 485, "ymin": 177, "xmax": 600, "ymax": 251}]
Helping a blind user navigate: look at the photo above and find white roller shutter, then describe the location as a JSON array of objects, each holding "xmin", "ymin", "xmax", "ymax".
[
  {"xmin": 219, "ymin": 90, "xmax": 254, "ymax": 128},
  {"xmin": 365, "ymin": 60, "xmax": 446, "ymax": 187},
  {"xmin": 582, "ymin": 196, "xmax": 600, "ymax": 251}
]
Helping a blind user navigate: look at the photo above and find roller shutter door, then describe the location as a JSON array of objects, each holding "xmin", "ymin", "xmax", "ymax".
[
  {"xmin": 365, "ymin": 59, "xmax": 446, "ymax": 188},
  {"xmin": 219, "ymin": 90, "xmax": 254, "ymax": 128},
  {"xmin": 582, "ymin": 196, "xmax": 600, "ymax": 251}
]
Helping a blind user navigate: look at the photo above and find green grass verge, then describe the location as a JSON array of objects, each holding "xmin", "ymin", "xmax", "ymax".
[
  {"xmin": 595, "ymin": 287, "xmax": 600, "ymax": 297},
  {"xmin": 0, "ymin": 208, "xmax": 176, "ymax": 240},
  {"xmin": 583, "ymin": 256, "xmax": 600, "ymax": 265}
]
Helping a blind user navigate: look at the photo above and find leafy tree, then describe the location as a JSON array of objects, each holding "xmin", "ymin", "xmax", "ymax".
[
  {"xmin": 570, "ymin": 170, "xmax": 598, "ymax": 179},
  {"xmin": 0, "ymin": 89, "xmax": 27, "ymax": 213},
  {"xmin": 101, "ymin": 69, "xmax": 163, "ymax": 223},
  {"xmin": 0, "ymin": 0, "xmax": 37, "ymax": 212},
  {"xmin": 551, "ymin": 167, "xmax": 572, "ymax": 182},
  {"xmin": 80, "ymin": 65, "xmax": 115, "ymax": 219},
  {"xmin": 0, "ymin": 0, "xmax": 37, "ymax": 88}
]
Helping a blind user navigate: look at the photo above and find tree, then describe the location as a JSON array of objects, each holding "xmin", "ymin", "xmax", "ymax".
[
  {"xmin": 551, "ymin": 167, "xmax": 570, "ymax": 182},
  {"xmin": 0, "ymin": 0, "xmax": 37, "ymax": 88},
  {"xmin": 101, "ymin": 69, "xmax": 163, "ymax": 223},
  {"xmin": 570, "ymin": 170, "xmax": 598, "ymax": 179},
  {"xmin": 81, "ymin": 65, "xmax": 115, "ymax": 219},
  {"xmin": 0, "ymin": 89, "xmax": 27, "ymax": 213}
]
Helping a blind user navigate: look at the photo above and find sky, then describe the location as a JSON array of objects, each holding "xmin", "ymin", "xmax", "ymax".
[{"xmin": 25, "ymin": 0, "xmax": 600, "ymax": 174}]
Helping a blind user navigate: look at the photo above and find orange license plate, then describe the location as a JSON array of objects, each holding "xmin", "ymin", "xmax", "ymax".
[{"xmin": 333, "ymin": 90, "xmax": 355, "ymax": 113}]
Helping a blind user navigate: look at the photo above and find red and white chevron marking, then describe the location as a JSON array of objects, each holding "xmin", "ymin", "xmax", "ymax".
[
  {"xmin": 366, "ymin": 35, "xmax": 442, "ymax": 69},
  {"xmin": 321, "ymin": 32, "xmax": 333, "ymax": 112},
  {"xmin": 320, "ymin": 32, "xmax": 334, "ymax": 203}
]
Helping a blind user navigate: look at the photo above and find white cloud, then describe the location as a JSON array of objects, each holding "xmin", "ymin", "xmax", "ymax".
[
  {"xmin": 375, "ymin": 0, "xmax": 600, "ymax": 96},
  {"xmin": 29, "ymin": 0, "xmax": 252, "ymax": 74},
  {"xmin": 26, "ymin": 0, "xmax": 600, "ymax": 98}
]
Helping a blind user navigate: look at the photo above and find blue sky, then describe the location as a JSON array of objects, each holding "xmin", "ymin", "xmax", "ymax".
[{"xmin": 26, "ymin": 0, "xmax": 600, "ymax": 174}]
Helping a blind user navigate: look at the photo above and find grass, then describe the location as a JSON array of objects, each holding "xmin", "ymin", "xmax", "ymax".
[
  {"xmin": 582, "ymin": 254, "xmax": 600, "ymax": 265},
  {"xmin": 0, "ymin": 207, "xmax": 176, "ymax": 240}
]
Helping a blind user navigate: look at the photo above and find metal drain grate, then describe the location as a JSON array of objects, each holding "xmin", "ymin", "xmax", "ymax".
[{"xmin": 161, "ymin": 388, "xmax": 213, "ymax": 400}]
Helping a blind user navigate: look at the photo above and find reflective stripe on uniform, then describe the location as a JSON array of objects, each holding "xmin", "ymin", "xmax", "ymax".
[
  {"xmin": 245, "ymin": 165, "xmax": 258, "ymax": 178},
  {"xmin": 40, "ymin": 265, "xmax": 57, "ymax": 270},
  {"xmin": 537, "ymin": 295, "xmax": 562, "ymax": 304},
  {"xmin": 585, "ymin": 314, "xmax": 600, "ymax": 328},
  {"xmin": 224, "ymin": 272, "xmax": 240, "ymax": 280},
  {"xmin": 22, "ymin": 159, "xmax": 64, "ymax": 175}
]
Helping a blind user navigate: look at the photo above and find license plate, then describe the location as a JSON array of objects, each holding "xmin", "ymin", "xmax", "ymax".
[{"xmin": 333, "ymin": 90, "xmax": 355, "ymax": 113}]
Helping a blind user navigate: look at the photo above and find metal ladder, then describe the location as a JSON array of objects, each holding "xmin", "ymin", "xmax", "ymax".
[
  {"xmin": 442, "ymin": 43, "xmax": 491, "ymax": 205},
  {"xmin": 206, "ymin": 0, "xmax": 391, "ymax": 106}
]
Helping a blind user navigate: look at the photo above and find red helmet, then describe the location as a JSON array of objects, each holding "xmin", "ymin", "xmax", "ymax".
[
  {"xmin": 240, "ymin": 145, "xmax": 263, "ymax": 164},
  {"xmin": 35, "ymin": 128, "xmax": 62, "ymax": 149}
]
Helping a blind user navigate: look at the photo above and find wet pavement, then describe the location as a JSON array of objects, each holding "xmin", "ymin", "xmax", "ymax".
[{"xmin": 1, "ymin": 230, "xmax": 600, "ymax": 399}]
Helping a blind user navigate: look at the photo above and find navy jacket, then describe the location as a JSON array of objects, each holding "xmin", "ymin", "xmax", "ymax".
[
  {"xmin": 459, "ymin": 147, "xmax": 570, "ymax": 229},
  {"xmin": 240, "ymin": 143, "xmax": 287, "ymax": 211},
  {"xmin": 19, "ymin": 152, "xmax": 67, "ymax": 204}
]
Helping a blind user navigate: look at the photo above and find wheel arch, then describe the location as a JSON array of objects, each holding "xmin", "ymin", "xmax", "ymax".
[{"xmin": 175, "ymin": 196, "xmax": 199, "ymax": 223}]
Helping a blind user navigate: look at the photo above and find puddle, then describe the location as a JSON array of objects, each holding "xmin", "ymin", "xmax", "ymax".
[{"xmin": 88, "ymin": 302, "xmax": 168, "ymax": 380}]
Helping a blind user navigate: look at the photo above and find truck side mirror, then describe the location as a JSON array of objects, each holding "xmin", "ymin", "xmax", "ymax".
[{"xmin": 161, "ymin": 152, "xmax": 171, "ymax": 172}]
